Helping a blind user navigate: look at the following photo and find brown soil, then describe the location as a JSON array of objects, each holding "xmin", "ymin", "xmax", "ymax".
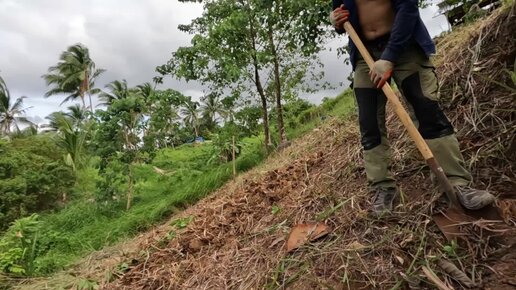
[
  {"xmin": 106, "ymin": 4, "xmax": 516, "ymax": 290},
  {"xmin": 107, "ymin": 116, "xmax": 515, "ymax": 289},
  {"xmin": 16, "ymin": 4, "xmax": 516, "ymax": 290}
]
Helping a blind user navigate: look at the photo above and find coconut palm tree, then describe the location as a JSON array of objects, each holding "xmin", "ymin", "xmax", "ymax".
[
  {"xmin": 42, "ymin": 104, "xmax": 87, "ymax": 132},
  {"xmin": 64, "ymin": 104, "xmax": 87, "ymax": 127},
  {"xmin": 181, "ymin": 97, "xmax": 200, "ymax": 137},
  {"xmin": 0, "ymin": 76, "xmax": 33, "ymax": 135},
  {"xmin": 98, "ymin": 79, "xmax": 130, "ymax": 106},
  {"xmin": 221, "ymin": 95, "xmax": 237, "ymax": 123},
  {"xmin": 136, "ymin": 82, "xmax": 155, "ymax": 105},
  {"xmin": 43, "ymin": 112, "xmax": 65, "ymax": 132},
  {"xmin": 51, "ymin": 112, "xmax": 88, "ymax": 171},
  {"xmin": 201, "ymin": 93, "xmax": 226, "ymax": 128},
  {"xmin": 42, "ymin": 43, "xmax": 104, "ymax": 111}
]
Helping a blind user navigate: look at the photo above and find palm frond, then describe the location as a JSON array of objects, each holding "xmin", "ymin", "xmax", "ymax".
[
  {"xmin": 89, "ymin": 88, "xmax": 102, "ymax": 95},
  {"xmin": 14, "ymin": 116, "xmax": 34, "ymax": 126},
  {"xmin": 43, "ymin": 43, "xmax": 104, "ymax": 105},
  {"xmin": 60, "ymin": 93, "xmax": 81, "ymax": 106},
  {"xmin": 91, "ymin": 68, "xmax": 106, "ymax": 79},
  {"xmin": 99, "ymin": 79, "xmax": 129, "ymax": 105},
  {"xmin": 10, "ymin": 96, "xmax": 28, "ymax": 112},
  {"xmin": 44, "ymin": 87, "xmax": 67, "ymax": 98},
  {"xmin": 0, "ymin": 76, "xmax": 11, "ymax": 111}
]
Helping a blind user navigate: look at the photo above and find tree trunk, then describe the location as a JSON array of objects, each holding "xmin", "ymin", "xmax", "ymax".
[
  {"xmin": 232, "ymin": 135, "xmax": 236, "ymax": 177},
  {"xmin": 255, "ymin": 65, "xmax": 271, "ymax": 152},
  {"xmin": 88, "ymin": 93, "xmax": 93, "ymax": 113},
  {"xmin": 124, "ymin": 128, "xmax": 131, "ymax": 150},
  {"xmin": 126, "ymin": 164, "xmax": 133, "ymax": 210},
  {"xmin": 80, "ymin": 93, "xmax": 86, "ymax": 109},
  {"xmin": 3, "ymin": 121, "xmax": 10, "ymax": 135},
  {"xmin": 267, "ymin": 27, "xmax": 286, "ymax": 144},
  {"xmin": 249, "ymin": 16, "xmax": 271, "ymax": 153},
  {"xmin": 81, "ymin": 69, "xmax": 92, "ymax": 112}
]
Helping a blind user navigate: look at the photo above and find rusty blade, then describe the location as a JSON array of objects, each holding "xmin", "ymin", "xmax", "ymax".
[
  {"xmin": 432, "ymin": 208, "xmax": 474, "ymax": 241},
  {"xmin": 432, "ymin": 204, "xmax": 505, "ymax": 241}
]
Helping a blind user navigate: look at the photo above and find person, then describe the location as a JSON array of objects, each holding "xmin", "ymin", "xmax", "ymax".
[{"xmin": 329, "ymin": 0, "xmax": 495, "ymax": 214}]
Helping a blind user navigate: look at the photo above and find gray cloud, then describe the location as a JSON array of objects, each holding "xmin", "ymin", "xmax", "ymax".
[
  {"xmin": 0, "ymin": 0, "xmax": 204, "ymax": 121},
  {"xmin": 0, "ymin": 0, "xmax": 448, "ymax": 121}
]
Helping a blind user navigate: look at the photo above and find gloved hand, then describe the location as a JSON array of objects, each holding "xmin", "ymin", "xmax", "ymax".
[
  {"xmin": 330, "ymin": 5, "xmax": 349, "ymax": 30},
  {"xmin": 369, "ymin": 60, "xmax": 393, "ymax": 88}
]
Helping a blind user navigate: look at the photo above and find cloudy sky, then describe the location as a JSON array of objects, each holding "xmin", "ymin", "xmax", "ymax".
[{"xmin": 0, "ymin": 0, "xmax": 449, "ymax": 124}]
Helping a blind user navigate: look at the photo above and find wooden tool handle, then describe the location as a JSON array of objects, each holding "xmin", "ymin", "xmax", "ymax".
[
  {"xmin": 343, "ymin": 22, "xmax": 434, "ymax": 160},
  {"xmin": 343, "ymin": 22, "xmax": 460, "ymax": 207}
]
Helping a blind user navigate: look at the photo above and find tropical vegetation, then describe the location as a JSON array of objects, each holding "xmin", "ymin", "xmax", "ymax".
[{"xmin": 0, "ymin": 0, "xmax": 437, "ymax": 282}]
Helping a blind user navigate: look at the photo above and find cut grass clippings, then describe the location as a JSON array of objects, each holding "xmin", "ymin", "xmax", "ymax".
[{"xmin": 105, "ymin": 5, "xmax": 516, "ymax": 289}]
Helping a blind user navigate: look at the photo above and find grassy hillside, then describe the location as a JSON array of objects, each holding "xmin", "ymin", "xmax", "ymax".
[
  {"xmin": 1, "ymin": 90, "xmax": 356, "ymax": 288},
  {"xmin": 5, "ymin": 3, "xmax": 516, "ymax": 286},
  {"xmin": 101, "ymin": 4, "xmax": 515, "ymax": 290}
]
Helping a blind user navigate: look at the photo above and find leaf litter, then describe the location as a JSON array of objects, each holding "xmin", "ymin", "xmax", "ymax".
[{"xmin": 100, "ymin": 4, "xmax": 516, "ymax": 290}]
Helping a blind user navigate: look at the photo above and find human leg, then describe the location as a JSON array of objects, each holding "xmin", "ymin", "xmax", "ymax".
[
  {"xmin": 354, "ymin": 57, "xmax": 397, "ymax": 213},
  {"xmin": 392, "ymin": 45, "xmax": 494, "ymax": 209}
]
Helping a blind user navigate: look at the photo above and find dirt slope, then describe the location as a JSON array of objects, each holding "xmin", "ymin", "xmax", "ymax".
[
  {"xmin": 108, "ymin": 116, "xmax": 515, "ymax": 289},
  {"xmin": 106, "ymin": 5, "xmax": 516, "ymax": 290},
  {"xmin": 14, "ymin": 5, "xmax": 515, "ymax": 290}
]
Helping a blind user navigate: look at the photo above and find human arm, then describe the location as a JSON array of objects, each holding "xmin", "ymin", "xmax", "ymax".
[
  {"xmin": 380, "ymin": 0, "xmax": 419, "ymax": 62},
  {"xmin": 370, "ymin": 0, "xmax": 419, "ymax": 88},
  {"xmin": 331, "ymin": 0, "xmax": 348, "ymax": 34}
]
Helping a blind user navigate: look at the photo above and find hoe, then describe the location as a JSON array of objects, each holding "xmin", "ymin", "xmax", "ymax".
[{"xmin": 342, "ymin": 21, "xmax": 502, "ymax": 241}]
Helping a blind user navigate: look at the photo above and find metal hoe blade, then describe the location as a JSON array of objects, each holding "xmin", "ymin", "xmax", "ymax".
[{"xmin": 433, "ymin": 205, "xmax": 503, "ymax": 241}]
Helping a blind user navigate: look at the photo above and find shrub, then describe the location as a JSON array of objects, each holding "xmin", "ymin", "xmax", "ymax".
[
  {"xmin": 0, "ymin": 214, "xmax": 41, "ymax": 276},
  {"xmin": 0, "ymin": 136, "xmax": 75, "ymax": 231},
  {"xmin": 0, "ymin": 214, "xmax": 71, "ymax": 276},
  {"xmin": 208, "ymin": 124, "xmax": 243, "ymax": 164}
]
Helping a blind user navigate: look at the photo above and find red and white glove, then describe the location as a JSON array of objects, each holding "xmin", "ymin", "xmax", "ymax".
[
  {"xmin": 369, "ymin": 60, "xmax": 393, "ymax": 88},
  {"xmin": 330, "ymin": 4, "xmax": 349, "ymax": 30}
]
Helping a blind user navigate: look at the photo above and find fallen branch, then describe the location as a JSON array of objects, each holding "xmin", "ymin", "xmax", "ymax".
[
  {"xmin": 422, "ymin": 266, "xmax": 453, "ymax": 290},
  {"xmin": 437, "ymin": 259, "xmax": 476, "ymax": 288}
]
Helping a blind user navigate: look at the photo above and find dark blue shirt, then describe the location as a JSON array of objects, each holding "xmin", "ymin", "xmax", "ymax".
[{"xmin": 333, "ymin": 0, "xmax": 436, "ymax": 70}]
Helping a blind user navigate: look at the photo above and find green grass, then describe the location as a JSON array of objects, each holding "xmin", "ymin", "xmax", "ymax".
[
  {"xmin": 326, "ymin": 89, "xmax": 356, "ymax": 118},
  {"xmin": 1, "ymin": 90, "xmax": 356, "ymax": 278},
  {"xmin": 286, "ymin": 89, "xmax": 355, "ymax": 139},
  {"xmin": 152, "ymin": 142, "xmax": 214, "ymax": 171},
  {"xmin": 30, "ymin": 138, "xmax": 264, "ymax": 275}
]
